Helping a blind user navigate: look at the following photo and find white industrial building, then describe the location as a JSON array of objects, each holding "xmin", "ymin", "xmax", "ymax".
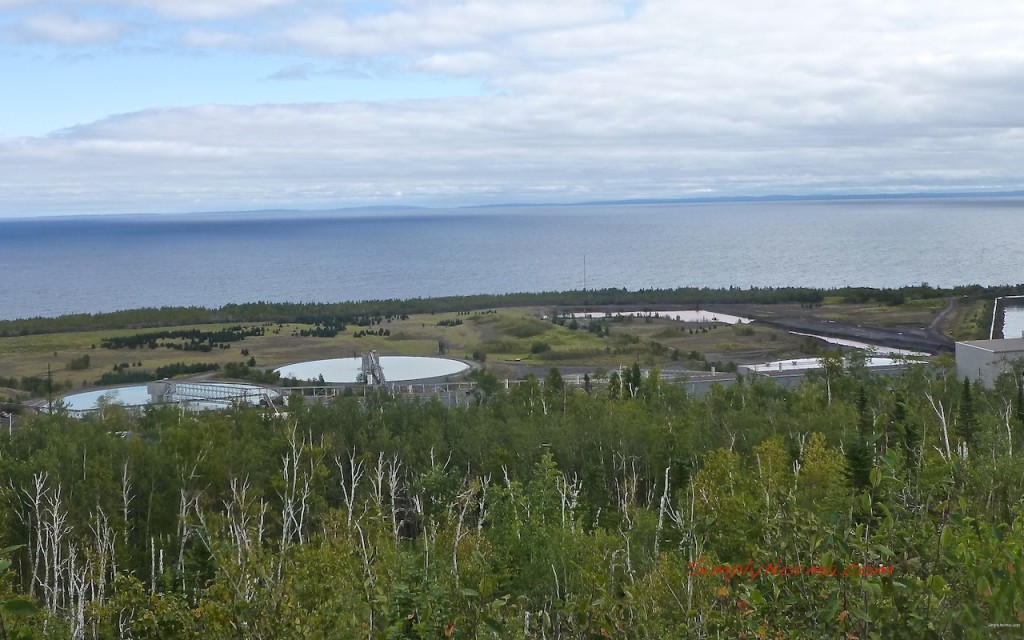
[{"xmin": 955, "ymin": 338, "xmax": 1024, "ymax": 387}]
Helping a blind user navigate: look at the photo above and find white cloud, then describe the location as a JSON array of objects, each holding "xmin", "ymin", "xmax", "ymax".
[
  {"xmin": 20, "ymin": 13, "xmax": 127, "ymax": 45},
  {"xmin": 264, "ymin": 62, "xmax": 314, "ymax": 80},
  {"xmin": 413, "ymin": 51, "xmax": 503, "ymax": 76},
  {"xmin": 122, "ymin": 0, "xmax": 294, "ymax": 20},
  {"xmin": 181, "ymin": 26, "xmax": 253, "ymax": 48},
  {"xmin": 3, "ymin": 77, "xmax": 1022, "ymax": 216},
  {"xmin": 4, "ymin": 0, "xmax": 1024, "ymax": 214},
  {"xmin": 284, "ymin": 1, "xmax": 622, "ymax": 57}
]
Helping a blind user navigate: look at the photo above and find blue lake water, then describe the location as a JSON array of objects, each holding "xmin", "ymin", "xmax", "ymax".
[{"xmin": 1, "ymin": 198, "xmax": 1022, "ymax": 321}]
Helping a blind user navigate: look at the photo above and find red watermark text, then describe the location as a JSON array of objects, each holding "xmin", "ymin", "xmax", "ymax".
[{"xmin": 688, "ymin": 558, "xmax": 894, "ymax": 582}]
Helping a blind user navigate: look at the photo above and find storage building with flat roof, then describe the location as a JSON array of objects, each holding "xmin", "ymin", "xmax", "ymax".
[{"xmin": 955, "ymin": 338, "xmax": 1024, "ymax": 386}]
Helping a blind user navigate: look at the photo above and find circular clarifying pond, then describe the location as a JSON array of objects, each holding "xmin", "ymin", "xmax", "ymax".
[
  {"xmin": 275, "ymin": 356, "xmax": 469, "ymax": 383},
  {"xmin": 63, "ymin": 385, "xmax": 153, "ymax": 411},
  {"xmin": 61, "ymin": 382, "xmax": 279, "ymax": 413}
]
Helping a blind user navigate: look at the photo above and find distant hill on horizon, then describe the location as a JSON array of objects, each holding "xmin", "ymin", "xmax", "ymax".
[{"xmin": 463, "ymin": 189, "xmax": 1024, "ymax": 209}]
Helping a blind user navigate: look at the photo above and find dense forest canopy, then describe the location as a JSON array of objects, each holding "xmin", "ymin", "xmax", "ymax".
[{"xmin": 2, "ymin": 359, "xmax": 1024, "ymax": 638}]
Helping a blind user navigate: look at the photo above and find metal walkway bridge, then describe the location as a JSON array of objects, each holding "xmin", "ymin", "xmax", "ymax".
[{"xmin": 147, "ymin": 381, "xmax": 276, "ymax": 407}]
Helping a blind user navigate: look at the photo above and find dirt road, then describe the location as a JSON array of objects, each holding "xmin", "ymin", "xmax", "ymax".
[{"xmin": 707, "ymin": 303, "xmax": 955, "ymax": 354}]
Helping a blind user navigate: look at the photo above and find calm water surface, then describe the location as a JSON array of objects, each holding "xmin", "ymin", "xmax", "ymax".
[{"xmin": 1, "ymin": 198, "xmax": 1022, "ymax": 320}]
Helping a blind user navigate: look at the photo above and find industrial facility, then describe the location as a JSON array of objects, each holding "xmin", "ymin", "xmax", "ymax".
[{"xmin": 955, "ymin": 338, "xmax": 1024, "ymax": 386}]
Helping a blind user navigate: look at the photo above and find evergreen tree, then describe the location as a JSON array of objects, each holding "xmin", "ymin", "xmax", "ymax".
[
  {"xmin": 544, "ymin": 367, "xmax": 564, "ymax": 394},
  {"xmin": 957, "ymin": 377, "xmax": 978, "ymax": 448},
  {"xmin": 844, "ymin": 437, "xmax": 873, "ymax": 490},
  {"xmin": 607, "ymin": 371, "xmax": 620, "ymax": 400},
  {"xmin": 892, "ymin": 395, "xmax": 920, "ymax": 469},
  {"xmin": 627, "ymin": 361, "xmax": 643, "ymax": 397},
  {"xmin": 856, "ymin": 385, "xmax": 871, "ymax": 437}
]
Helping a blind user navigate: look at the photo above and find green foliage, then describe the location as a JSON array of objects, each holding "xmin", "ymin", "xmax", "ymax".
[
  {"xmin": 843, "ymin": 437, "xmax": 874, "ymax": 491},
  {"xmin": 544, "ymin": 367, "xmax": 564, "ymax": 394},
  {"xmin": 96, "ymin": 369, "xmax": 157, "ymax": 385},
  {"xmin": 64, "ymin": 354, "xmax": 90, "ymax": 371},
  {"xmin": 101, "ymin": 325, "xmax": 265, "ymax": 351},
  {"xmin": 0, "ymin": 375, "xmax": 70, "ymax": 396},
  {"xmin": 0, "ymin": 545, "xmax": 38, "ymax": 639},
  {"xmin": 958, "ymin": 377, "xmax": 978, "ymax": 449},
  {"xmin": 1, "ymin": 363, "xmax": 1024, "ymax": 637},
  {"xmin": 154, "ymin": 361, "xmax": 220, "ymax": 378},
  {"xmin": 221, "ymin": 361, "xmax": 281, "ymax": 384}
]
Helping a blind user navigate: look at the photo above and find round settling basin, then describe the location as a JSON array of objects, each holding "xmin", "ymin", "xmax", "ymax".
[
  {"xmin": 275, "ymin": 356, "xmax": 469, "ymax": 383},
  {"xmin": 63, "ymin": 385, "xmax": 152, "ymax": 411},
  {"xmin": 61, "ymin": 382, "xmax": 279, "ymax": 412}
]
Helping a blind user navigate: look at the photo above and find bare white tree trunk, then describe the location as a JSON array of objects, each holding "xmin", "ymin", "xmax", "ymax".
[
  {"xmin": 42, "ymin": 483, "xmax": 70, "ymax": 614},
  {"xmin": 121, "ymin": 461, "xmax": 133, "ymax": 548},
  {"xmin": 225, "ymin": 476, "xmax": 257, "ymax": 569},
  {"xmin": 88, "ymin": 507, "xmax": 115, "ymax": 608},
  {"xmin": 175, "ymin": 488, "xmax": 201, "ymax": 581},
  {"xmin": 14, "ymin": 472, "xmax": 49, "ymax": 597},
  {"xmin": 67, "ymin": 546, "xmax": 87, "ymax": 640},
  {"xmin": 352, "ymin": 520, "xmax": 375, "ymax": 637},
  {"xmin": 654, "ymin": 467, "xmax": 670, "ymax": 560},
  {"xmin": 1004, "ymin": 401, "xmax": 1014, "ymax": 458},
  {"xmin": 614, "ymin": 453, "xmax": 638, "ymax": 522},
  {"xmin": 925, "ymin": 392, "xmax": 952, "ymax": 461},
  {"xmin": 501, "ymin": 465, "xmax": 522, "ymax": 540},
  {"xmin": 150, "ymin": 537, "xmax": 156, "ymax": 596},
  {"xmin": 278, "ymin": 424, "xmax": 318, "ymax": 545},
  {"xmin": 557, "ymin": 472, "xmax": 581, "ymax": 533},
  {"xmin": 336, "ymin": 449, "xmax": 365, "ymax": 528},
  {"xmin": 386, "ymin": 454, "xmax": 403, "ymax": 544},
  {"xmin": 369, "ymin": 452, "xmax": 386, "ymax": 515},
  {"xmin": 412, "ymin": 494, "xmax": 429, "ymax": 569},
  {"xmin": 476, "ymin": 474, "xmax": 490, "ymax": 537}
]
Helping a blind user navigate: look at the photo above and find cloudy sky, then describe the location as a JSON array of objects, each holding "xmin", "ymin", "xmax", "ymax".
[{"xmin": 2, "ymin": 0, "xmax": 1023, "ymax": 216}]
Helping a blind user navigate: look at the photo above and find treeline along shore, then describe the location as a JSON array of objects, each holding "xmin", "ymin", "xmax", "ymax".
[{"xmin": 3, "ymin": 282, "xmax": 1023, "ymax": 336}]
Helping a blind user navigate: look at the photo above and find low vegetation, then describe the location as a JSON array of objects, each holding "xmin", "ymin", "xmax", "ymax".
[{"xmin": 1, "ymin": 360, "xmax": 1023, "ymax": 637}]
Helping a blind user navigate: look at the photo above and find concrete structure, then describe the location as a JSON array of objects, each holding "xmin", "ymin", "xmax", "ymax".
[
  {"xmin": 361, "ymin": 350, "xmax": 387, "ymax": 385},
  {"xmin": 146, "ymin": 380, "xmax": 277, "ymax": 407},
  {"xmin": 955, "ymin": 338, "xmax": 1024, "ymax": 387}
]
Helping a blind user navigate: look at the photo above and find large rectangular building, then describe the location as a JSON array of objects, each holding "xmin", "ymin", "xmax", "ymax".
[{"xmin": 955, "ymin": 338, "xmax": 1024, "ymax": 386}]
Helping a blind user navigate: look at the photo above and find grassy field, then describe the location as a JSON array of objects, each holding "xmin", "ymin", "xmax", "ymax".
[
  {"xmin": 0, "ymin": 298, "xmax": 972, "ymax": 403},
  {"xmin": 939, "ymin": 298, "xmax": 991, "ymax": 341}
]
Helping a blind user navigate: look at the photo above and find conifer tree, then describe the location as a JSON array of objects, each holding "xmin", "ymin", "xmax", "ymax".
[
  {"xmin": 844, "ymin": 437, "xmax": 873, "ymax": 490},
  {"xmin": 957, "ymin": 377, "xmax": 977, "ymax": 448},
  {"xmin": 856, "ymin": 385, "xmax": 871, "ymax": 437},
  {"xmin": 607, "ymin": 371, "xmax": 620, "ymax": 400},
  {"xmin": 892, "ymin": 395, "xmax": 921, "ymax": 469}
]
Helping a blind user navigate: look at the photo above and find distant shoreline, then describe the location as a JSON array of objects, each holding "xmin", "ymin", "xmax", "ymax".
[{"xmin": 3, "ymin": 189, "xmax": 1024, "ymax": 221}]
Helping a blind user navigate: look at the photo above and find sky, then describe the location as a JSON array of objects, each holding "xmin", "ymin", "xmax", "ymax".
[{"xmin": 1, "ymin": 0, "xmax": 1023, "ymax": 217}]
